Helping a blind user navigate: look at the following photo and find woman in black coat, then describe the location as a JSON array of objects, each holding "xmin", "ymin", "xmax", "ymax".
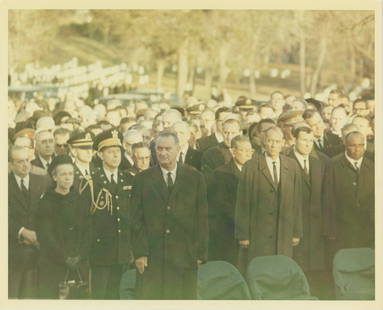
[{"xmin": 36, "ymin": 155, "xmax": 91, "ymax": 299}]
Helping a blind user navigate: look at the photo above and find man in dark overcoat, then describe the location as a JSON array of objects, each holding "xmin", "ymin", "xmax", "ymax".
[
  {"xmin": 84, "ymin": 129, "xmax": 134, "ymax": 299},
  {"xmin": 129, "ymin": 131, "xmax": 208, "ymax": 300},
  {"xmin": 208, "ymin": 136, "xmax": 253, "ymax": 267},
  {"xmin": 323, "ymin": 131, "xmax": 374, "ymax": 252},
  {"xmin": 8, "ymin": 146, "xmax": 50, "ymax": 298},
  {"xmin": 235, "ymin": 126, "xmax": 303, "ymax": 265}
]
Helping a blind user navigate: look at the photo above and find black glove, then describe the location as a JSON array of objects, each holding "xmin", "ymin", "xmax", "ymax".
[{"xmin": 65, "ymin": 256, "xmax": 81, "ymax": 270}]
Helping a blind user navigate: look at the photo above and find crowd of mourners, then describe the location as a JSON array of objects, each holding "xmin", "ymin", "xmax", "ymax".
[{"xmin": 8, "ymin": 81, "xmax": 375, "ymax": 300}]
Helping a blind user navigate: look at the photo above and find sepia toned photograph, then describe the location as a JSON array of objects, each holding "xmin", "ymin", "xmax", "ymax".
[{"xmin": 5, "ymin": 4, "xmax": 381, "ymax": 307}]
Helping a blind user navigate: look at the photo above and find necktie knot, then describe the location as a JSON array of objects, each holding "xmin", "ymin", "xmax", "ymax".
[{"xmin": 354, "ymin": 162, "xmax": 359, "ymax": 171}]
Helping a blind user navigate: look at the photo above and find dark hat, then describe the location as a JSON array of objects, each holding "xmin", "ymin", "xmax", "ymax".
[
  {"xmin": 235, "ymin": 96, "xmax": 256, "ymax": 110},
  {"xmin": 14, "ymin": 121, "xmax": 35, "ymax": 139},
  {"xmin": 48, "ymin": 155, "xmax": 73, "ymax": 176},
  {"xmin": 94, "ymin": 129, "xmax": 123, "ymax": 152},
  {"xmin": 53, "ymin": 111, "xmax": 72, "ymax": 125},
  {"xmin": 68, "ymin": 131, "xmax": 94, "ymax": 149}
]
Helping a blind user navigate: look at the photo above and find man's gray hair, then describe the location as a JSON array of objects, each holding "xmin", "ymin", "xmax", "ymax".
[
  {"xmin": 155, "ymin": 130, "xmax": 180, "ymax": 146},
  {"xmin": 231, "ymin": 135, "xmax": 249, "ymax": 149}
]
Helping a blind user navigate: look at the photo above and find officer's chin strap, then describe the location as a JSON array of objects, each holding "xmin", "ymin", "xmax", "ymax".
[{"xmin": 80, "ymin": 176, "xmax": 113, "ymax": 215}]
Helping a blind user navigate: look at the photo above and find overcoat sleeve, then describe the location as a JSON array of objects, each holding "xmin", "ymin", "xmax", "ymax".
[
  {"xmin": 235, "ymin": 160, "xmax": 255, "ymax": 241},
  {"xmin": 196, "ymin": 173, "xmax": 209, "ymax": 262},
  {"xmin": 129, "ymin": 174, "xmax": 149, "ymax": 259},
  {"xmin": 322, "ymin": 161, "xmax": 336, "ymax": 238}
]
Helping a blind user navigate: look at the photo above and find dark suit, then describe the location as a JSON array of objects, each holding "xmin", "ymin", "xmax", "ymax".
[
  {"xmin": 84, "ymin": 167, "xmax": 134, "ymax": 299},
  {"xmin": 323, "ymin": 154, "xmax": 374, "ymax": 251},
  {"xmin": 183, "ymin": 147, "xmax": 202, "ymax": 171},
  {"xmin": 208, "ymin": 160, "xmax": 241, "ymax": 266},
  {"xmin": 130, "ymin": 164, "xmax": 208, "ymax": 299},
  {"xmin": 285, "ymin": 148, "xmax": 326, "ymax": 272},
  {"xmin": 314, "ymin": 130, "xmax": 343, "ymax": 158},
  {"xmin": 196, "ymin": 133, "xmax": 219, "ymax": 152},
  {"xmin": 31, "ymin": 155, "xmax": 53, "ymax": 170},
  {"xmin": 8, "ymin": 173, "xmax": 50, "ymax": 298},
  {"xmin": 120, "ymin": 153, "xmax": 134, "ymax": 171},
  {"xmin": 235, "ymin": 155, "xmax": 303, "ymax": 265}
]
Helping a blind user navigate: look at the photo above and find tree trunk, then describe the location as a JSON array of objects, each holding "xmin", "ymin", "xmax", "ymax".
[
  {"xmin": 204, "ymin": 67, "xmax": 213, "ymax": 93},
  {"xmin": 188, "ymin": 66, "xmax": 196, "ymax": 94},
  {"xmin": 297, "ymin": 11, "xmax": 306, "ymax": 96},
  {"xmin": 249, "ymin": 70, "xmax": 256, "ymax": 97},
  {"xmin": 156, "ymin": 59, "xmax": 166, "ymax": 91},
  {"xmin": 310, "ymin": 35, "xmax": 327, "ymax": 96},
  {"xmin": 218, "ymin": 44, "xmax": 229, "ymax": 90},
  {"xmin": 177, "ymin": 39, "xmax": 189, "ymax": 98}
]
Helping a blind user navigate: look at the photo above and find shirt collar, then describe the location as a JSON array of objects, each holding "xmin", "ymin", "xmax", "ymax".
[
  {"xmin": 103, "ymin": 167, "xmax": 118, "ymax": 182},
  {"xmin": 39, "ymin": 155, "xmax": 51, "ymax": 169},
  {"xmin": 345, "ymin": 152, "xmax": 363, "ymax": 169},
  {"xmin": 75, "ymin": 163, "xmax": 90, "ymax": 176},
  {"xmin": 265, "ymin": 153, "xmax": 280, "ymax": 165},
  {"xmin": 14, "ymin": 173, "xmax": 29, "ymax": 189},
  {"xmin": 160, "ymin": 164, "xmax": 177, "ymax": 178},
  {"xmin": 293, "ymin": 148, "xmax": 309, "ymax": 161}
]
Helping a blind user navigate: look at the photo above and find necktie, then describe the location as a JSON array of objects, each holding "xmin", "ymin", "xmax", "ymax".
[
  {"xmin": 354, "ymin": 162, "xmax": 359, "ymax": 173},
  {"xmin": 167, "ymin": 172, "xmax": 174, "ymax": 191},
  {"xmin": 20, "ymin": 178, "xmax": 28, "ymax": 194},
  {"xmin": 303, "ymin": 159, "xmax": 309, "ymax": 175},
  {"xmin": 272, "ymin": 161, "xmax": 279, "ymax": 185},
  {"xmin": 317, "ymin": 138, "xmax": 323, "ymax": 150},
  {"xmin": 111, "ymin": 173, "xmax": 117, "ymax": 185}
]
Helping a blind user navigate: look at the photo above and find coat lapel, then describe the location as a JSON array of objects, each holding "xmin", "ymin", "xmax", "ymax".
[
  {"xmin": 168, "ymin": 164, "xmax": 188, "ymax": 203},
  {"xmin": 279, "ymin": 156, "xmax": 289, "ymax": 195},
  {"xmin": 259, "ymin": 156, "xmax": 277, "ymax": 190},
  {"xmin": 152, "ymin": 166, "xmax": 168, "ymax": 203},
  {"xmin": 9, "ymin": 173, "xmax": 29, "ymax": 209}
]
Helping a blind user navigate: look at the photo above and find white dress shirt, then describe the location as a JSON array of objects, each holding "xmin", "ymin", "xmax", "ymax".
[
  {"xmin": 160, "ymin": 164, "xmax": 177, "ymax": 186},
  {"xmin": 75, "ymin": 163, "xmax": 90, "ymax": 177},
  {"xmin": 103, "ymin": 167, "xmax": 119, "ymax": 183},
  {"xmin": 14, "ymin": 173, "xmax": 30, "ymax": 191},
  {"xmin": 265, "ymin": 154, "xmax": 280, "ymax": 183},
  {"xmin": 177, "ymin": 146, "xmax": 189, "ymax": 164},
  {"xmin": 293, "ymin": 149, "xmax": 310, "ymax": 173},
  {"xmin": 345, "ymin": 152, "xmax": 363, "ymax": 170},
  {"xmin": 39, "ymin": 155, "xmax": 52, "ymax": 170}
]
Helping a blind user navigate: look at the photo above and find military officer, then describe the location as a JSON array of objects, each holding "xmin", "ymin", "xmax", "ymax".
[
  {"xmin": 83, "ymin": 129, "xmax": 134, "ymax": 299},
  {"xmin": 68, "ymin": 131, "xmax": 96, "ymax": 194}
]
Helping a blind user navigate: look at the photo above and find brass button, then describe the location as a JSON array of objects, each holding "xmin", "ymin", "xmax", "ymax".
[
  {"xmin": 167, "ymin": 206, "xmax": 171, "ymax": 210},
  {"xmin": 116, "ymin": 207, "xmax": 120, "ymax": 211},
  {"xmin": 165, "ymin": 229, "xmax": 170, "ymax": 234},
  {"xmin": 115, "ymin": 195, "xmax": 119, "ymax": 199},
  {"xmin": 96, "ymin": 238, "xmax": 100, "ymax": 242},
  {"xmin": 118, "ymin": 229, "xmax": 121, "ymax": 233},
  {"xmin": 117, "ymin": 218, "xmax": 120, "ymax": 222}
]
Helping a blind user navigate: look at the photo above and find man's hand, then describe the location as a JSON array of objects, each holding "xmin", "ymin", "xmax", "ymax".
[
  {"xmin": 239, "ymin": 240, "xmax": 250, "ymax": 248},
  {"xmin": 135, "ymin": 256, "xmax": 148, "ymax": 274},
  {"xmin": 292, "ymin": 237, "xmax": 300, "ymax": 246},
  {"xmin": 197, "ymin": 260, "xmax": 203, "ymax": 264},
  {"xmin": 20, "ymin": 229, "xmax": 37, "ymax": 245}
]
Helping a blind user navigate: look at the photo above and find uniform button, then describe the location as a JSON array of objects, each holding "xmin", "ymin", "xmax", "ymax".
[
  {"xmin": 118, "ymin": 229, "xmax": 121, "ymax": 233},
  {"xmin": 116, "ymin": 207, "xmax": 120, "ymax": 211},
  {"xmin": 165, "ymin": 229, "xmax": 170, "ymax": 234},
  {"xmin": 115, "ymin": 195, "xmax": 119, "ymax": 199},
  {"xmin": 353, "ymin": 182, "xmax": 357, "ymax": 186},
  {"xmin": 96, "ymin": 238, "xmax": 101, "ymax": 242},
  {"xmin": 117, "ymin": 218, "xmax": 120, "ymax": 222},
  {"xmin": 167, "ymin": 206, "xmax": 171, "ymax": 210},
  {"xmin": 69, "ymin": 226, "xmax": 74, "ymax": 231}
]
